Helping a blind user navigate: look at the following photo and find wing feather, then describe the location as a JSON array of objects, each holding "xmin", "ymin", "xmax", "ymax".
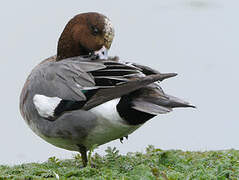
[{"xmin": 33, "ymin": 56, "xmax": 178, "ymax": 114}]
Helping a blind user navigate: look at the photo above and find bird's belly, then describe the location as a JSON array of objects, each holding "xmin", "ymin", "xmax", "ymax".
[{"xmin": 84, "ymin": 98, "xmax": 141, "ymax": 148}]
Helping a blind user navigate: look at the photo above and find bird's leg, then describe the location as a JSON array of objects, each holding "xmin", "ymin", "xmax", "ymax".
[{"xmin": 77, "ymin": 144, "xmax": 88, "ymax": 167}]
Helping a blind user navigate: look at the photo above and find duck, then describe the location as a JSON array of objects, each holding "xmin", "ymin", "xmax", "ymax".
[{"xmin": 20, "ymin": 12, "xmax": 195, "ymax": 167}]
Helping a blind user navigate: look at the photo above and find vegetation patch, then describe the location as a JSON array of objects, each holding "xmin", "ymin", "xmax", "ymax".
[{"xmin": 1, "ymin": 146, "xmax": 239, "ymax": 179}]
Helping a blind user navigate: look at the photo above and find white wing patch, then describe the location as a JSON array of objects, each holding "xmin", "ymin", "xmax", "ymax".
[{"xmin": 33, "ymin": 94, "xmax": 62, "ymax": 118}]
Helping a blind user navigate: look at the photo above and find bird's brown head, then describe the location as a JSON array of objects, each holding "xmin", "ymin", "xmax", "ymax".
[{"xmin": 56, "ymin": 12, "xmax": 114, "ymax": 61}]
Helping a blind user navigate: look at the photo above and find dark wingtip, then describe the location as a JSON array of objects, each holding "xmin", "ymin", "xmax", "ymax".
[
  {"xmin": 184, "ymin": 104, "xmax": 197, "ymax": 108},
  {"xmin": 190, "ymin": 104, "xmax": 197, "ymax": 108},
  {"xmin": 170, "ymin": 103, "xmax": 196, "ymax": 109},
  {"xmin": 159, "ymin": 73, "xmax": 178, "ymax": 81}
]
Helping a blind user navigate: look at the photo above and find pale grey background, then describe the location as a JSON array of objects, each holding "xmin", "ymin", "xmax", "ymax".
[{"xmin": 1, "ymin": 0, "xmax": 238, "ymax": 165}]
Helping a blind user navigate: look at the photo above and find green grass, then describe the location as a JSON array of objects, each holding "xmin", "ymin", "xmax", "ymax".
[{"xmin": 1, "ymin": 146, "xmax": 239, "ymax": 179}]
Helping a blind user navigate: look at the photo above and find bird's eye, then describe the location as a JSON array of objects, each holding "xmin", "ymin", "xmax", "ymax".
[{"xmin": 91, "ymin": 26, "xmax": 99, "ymax": 36}]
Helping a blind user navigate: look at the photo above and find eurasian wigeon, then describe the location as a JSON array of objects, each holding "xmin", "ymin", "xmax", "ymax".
[{"xmin": 20, "ymin": 12, "xmax": 194, "ymax": 167}]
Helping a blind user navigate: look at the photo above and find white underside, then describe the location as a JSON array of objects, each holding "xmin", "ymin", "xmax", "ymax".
[
  {"xmin": 84, "ymin": 98, "xmax": 141, "ymax": 148},
  {"xmin": 32, "ymin": 95, "xmax": 141, "ymax": 150}
]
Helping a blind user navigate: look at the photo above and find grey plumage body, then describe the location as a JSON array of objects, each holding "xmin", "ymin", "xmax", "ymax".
[{"xmin": 20, "ymin": 55, "xmax": 194, "ymax": 163}]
